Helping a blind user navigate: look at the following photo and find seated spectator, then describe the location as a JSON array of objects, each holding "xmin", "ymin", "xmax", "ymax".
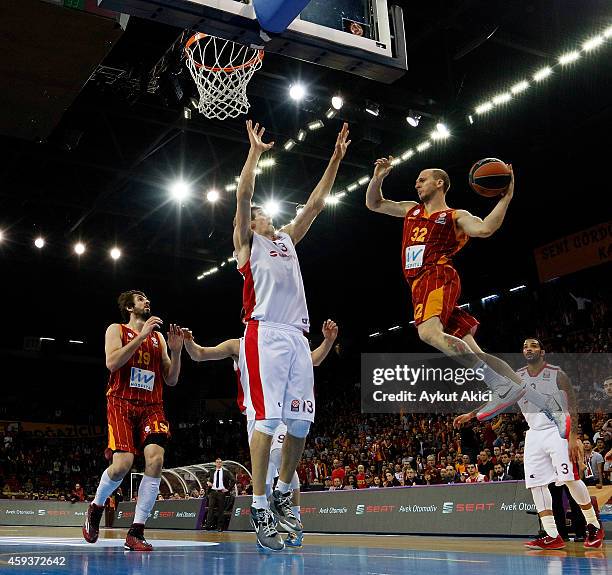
[
  {"xmin": 491, "ymin": 463, "xmax": 513, "ymax": 481},
  {"xmin": 403, "ymin": 469, "xmax": 422, "ymax": 486},
  {"xmin": 383, "ymin": 471, "xmax": 400, "ymax": 487},
  {"xmin": 370, "ymin": 476, "xmax": 382, "ymax": 488},
  {"xmin": 465, "ymin": 464, "xmax": 488, "ymax": 483},
  {"xmin": 329, "ymin": 477, "xmax": 344, "ymax": 491},
  {"xmin": 345, "ymin": 475, "xmax": 357, "ymax": 490}
]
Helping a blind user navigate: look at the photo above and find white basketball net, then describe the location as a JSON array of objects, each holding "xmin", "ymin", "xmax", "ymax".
[{"xmin": 184, "ymin": 33, "xmax": 263, "ymax": 121}]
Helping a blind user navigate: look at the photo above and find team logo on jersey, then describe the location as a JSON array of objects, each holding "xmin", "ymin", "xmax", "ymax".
[
  {"xmin": 127, "ymin": 333, "xmax": 134, "ymax": 339},
  {"xmin": 435, "ymin": 212, "xmax": 447, "ymax": 224},
  {"xmin": 543, "ymin": 371, "xmax": 550, "ymax": 379},
  {"xmin": 151, "ymin": 336, "xmax": 159, "ymax": 347},
  {"xmin": 291, "ymin": 400, "xmax": 300, "ymax": 412},
  {"xmin": 413, "ymin": 209, "xmax": 420, "ymax": 216},
  {"xmin": 269, "ymin": 250, "xmax": 290, "ymax": 258}
]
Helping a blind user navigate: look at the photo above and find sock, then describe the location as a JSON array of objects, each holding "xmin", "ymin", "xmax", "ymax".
[
  {"xmin": 291, "ymin": 505, "xmax": 301, "ymax": 521},
  {"xmin": 541, "ymin": 515, "xmax": 559, "ymax": 538},
  {"xmin": 252, "ymin": 494, "xmax": 269, "ymax": 510},
  {"xmin": 276, "ymin": 480, "xmax": 291, "ymax": 494},
  {"xmin": 581, "ymin": 506, "xmax": 601, "ymax": 529},
  {"xmin": 93, "ymin": 469, "xmax": 123, "ymax": 506},
  {"xmin": 133, "ymin": 475, "xmax": 161, "ymax": 525}
]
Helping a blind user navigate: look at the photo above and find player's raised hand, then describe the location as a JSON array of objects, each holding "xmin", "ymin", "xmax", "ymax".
[
  {"xmin": 180, "ymin": 328, "xmax": 194, "ymax": 341},
  {"xmin": 500, "ymin": 164, "xmax": 514, "ymax": 199},
  {"xmin": 141, "ymin": 316, "xmax": 163, "ymax": 337},
  {"xmin": 373, "ymin": 157, "xmax": 394, "ymax": 179},
  {"xmin": 167, "ymin": 323, "xmax": 184, "ymax": 353},
  {"xmin": 246, "ymin": 120, "xmax": 274, "ymax": 154},
  {"xmin": 322, "ymin": 319, "xmax": 339, "ymax": 341},
  {"xmin": 332, "ymin": 122, "xmax": 351, "ymax": 160}
]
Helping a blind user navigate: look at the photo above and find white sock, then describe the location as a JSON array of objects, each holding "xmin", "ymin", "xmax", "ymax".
[
  {"xmin": 133, "ymin": 475, "xmax": 161, "ymax": 525},
  {"xmin": 93, "ymin": 469, "xmax": 123, "ymax": 506},
  {"xmin": 291, "ymin": 505, "xmax": 301, "ymax": 521},
  {"xmin": 541, "ymin": 515, "xmax": 559, "ymax": 538},
  {"xmin": 276, "ymin": 480, "xmax": 291, "ymax": 494},
  {"xmin": 253, "ymin": 494, "xmax": 269, "ymax": 510},
  {"xmin": 581, "ymin": 506, "xmax": 601, "ymax": 529}
]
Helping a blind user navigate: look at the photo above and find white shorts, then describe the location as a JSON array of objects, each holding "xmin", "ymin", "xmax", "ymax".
[
  {"xmin": 238, "ymin": 321, "xmax": 315, "ymax": 422},
  {"xmin": 524, "ymin": 427, "xmax": 579, "ymax": 489},
  {"xmin": 246, "ymin": 421, "xmax": 288, "ymax": 449}
]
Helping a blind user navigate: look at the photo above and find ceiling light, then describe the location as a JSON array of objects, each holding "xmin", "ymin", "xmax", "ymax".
[
  {"xmin": 289, "ymin": 83, "xmax": 306, "ymax": 101},
  {"xmin": 110, "ymin": 247, "xmax": 121, "ymax": 260},
  {"xmin": 296, "ymin": 129, "xmax": 307, "ymax": 142},
  {"xmin": 510, "ymin": 80, "xmax": 529, "ymax": 94},
  {"xmin": 170, "ymin": 181, "xmax": 191, "ymax": 201},
  {"xmin": 365, "ymin": 100, "xmax": 380, "ymax": 116},
  {"xmin": 263, "ymin": 200, "xmax": 280, "ymax": 217},
  {"xmin": 74, "ymin": 242, "xmax": 85, "ymax": 255},
  {"xmin": 558, "ymin": 51, "xmax": 581, "ymax": 65},
  {"xmin": 492, "ymin": 92, "xmax": 512, "ymax": 105},
  {"xmin": 206, "ymin": 190, "xmax": 220, "ymax": 203},
  {"xmin": 284, "ymin": 139, "xmax": 296, "ymax": 151},
  {"xmin": 331, "ymin": 95, "xmax": 344, "ymax": 110},
  {"xmin": 225, "ymin": 183, "xmax": 237, "ymax": 192},
  {"xmin": 34, "ymin": 237, "xmax": 45, "ymax": 249},
  {"xmin": 416, "ymin": 141, "xmax": 431, "ymax": 152},
  {"xmin": 307, "ymin": 120, "xmax": 324, "ymax": 131},
  {"xmin": 582, "ymin": 35, "xmax": 604, "ymax": 51},
  {"xmin": 475, "ymin": 102, "xmax": 494, "ymax": 114},
  {"xmin": 325, "ymin": 108, "xmax": 336, "ymax": 119},
  {"xmin": 533, "ymin": 66, "xmax": 552, "ymax": 81},
  {"xmin": 406, "ymin": 110, "xmax": 421, "ymax": 127}
]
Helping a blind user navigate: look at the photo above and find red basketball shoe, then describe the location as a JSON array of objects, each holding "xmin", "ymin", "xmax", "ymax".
[
  {"xmin": 524, "ymin": 535, "xmax": 565, "ymax": 550},
  {"xmin": 584, "ymin": 524, "xmax": 605, "ymax": 549},
  {"xmin": 82, "ymin": 503, "xmax": 105, "ymax": 543},
  {"xmin": 124, "ymin": 523, "xmax": 153, "ymax": 551}
]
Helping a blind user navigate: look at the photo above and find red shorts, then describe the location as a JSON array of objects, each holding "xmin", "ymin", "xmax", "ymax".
[
  {"xmin": 408, "ymin": 265, "xmax": 479, "ymax": 338},
  {"xmin": 106, "ymin": 395, "xmax": 170, "ymax": 455}
]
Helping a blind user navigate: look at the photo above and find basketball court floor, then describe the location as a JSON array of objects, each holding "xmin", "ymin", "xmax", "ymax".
[{"xmin": 0, "ymin": 526, "xmax": 607, "ymax": 575}]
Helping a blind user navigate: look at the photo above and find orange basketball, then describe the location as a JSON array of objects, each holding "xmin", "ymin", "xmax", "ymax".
[{"xmin": 469, "ymin": 158, "xmax": 511, "ymax": 197}]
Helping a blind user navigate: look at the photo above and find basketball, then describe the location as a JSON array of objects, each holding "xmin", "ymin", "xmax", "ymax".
[{"xmin": 469, "ymin": 158, "xmax": 511, "ymax": 197}]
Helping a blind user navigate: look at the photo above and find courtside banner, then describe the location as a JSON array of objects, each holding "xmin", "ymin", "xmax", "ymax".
[
  {"xmin": 114, "ymin": 499, "xmax": 204, "ymax": 529},
  {"xmin": 0, "ymin": 501, "xmax": 105, "ymax": 527},
  {"xmin": 533, "ymin": 220, "xmax": 612, "ymax": 282},
  {"xmin": 229, "ymin": 482, "xmax": 538, "ymax": 536},
  {"xmin": 361, "ymin": 353, "xmax": 612, "ymax": 414}
]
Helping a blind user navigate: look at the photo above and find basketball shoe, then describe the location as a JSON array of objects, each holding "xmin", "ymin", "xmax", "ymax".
[
  {"xmin": 82, "ymin": 502, "xmax": 105, "ymax": 543},
  {"xmin": 124, "ymin": 523, "xmax": 153, "ymax": 551},
  {"xmin": 584, "ymin": 524, "xmax": 605, "ymax": 549},
  {"xmin": 250, "ymin": 507, "xmax": 284, "ymax": 552},
  {"xmin": 524, "ymin": 535, "xmax": 566, "ymax": 550},
  {"xmin": 270, "ymin": 490, "xmax": 302, "ymax": 533}
]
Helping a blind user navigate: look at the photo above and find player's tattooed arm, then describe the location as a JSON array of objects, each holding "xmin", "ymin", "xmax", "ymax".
[{"xmin": 442, "ymin": 334, "xmax": 472, "ymax": 355}]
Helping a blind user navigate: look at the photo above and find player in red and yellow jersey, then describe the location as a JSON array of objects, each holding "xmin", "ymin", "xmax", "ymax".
[
  {"xmin": 83, "ymin": 290, "xmax": 184, "ymax": 551},
  {"xmin": 365, "ymin": 158, "xmax": 568, "ymax": 436}
]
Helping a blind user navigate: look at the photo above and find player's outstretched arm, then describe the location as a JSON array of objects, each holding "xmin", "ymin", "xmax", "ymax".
[
  {"xmin": 104, "ymin": 316, "xmax": 162, "ymax": 372},
  {"xmin": 234, "ymin": 121, "xmax": 274, "ymax": 265},
  {"xmin": 160, "ymin": 324, "xmax": 184, "ymax": 386},
  {"xmin": 311, "ymin": 319, "xmax": 339, "ymax": 366},
  {"xmin": 281, "ymin": 123, "xmax": 350, "ymax": 245},
  {"xmin": 181, "ymin": 328, "xmax": 239, "ymax": 361},
  {"xmin": 365, "ymin": 157, "xmax": 416, "ymax": 217},
  {"xmin": 455, "ymin": 165, "xmax": 514, "ymax": 237}
]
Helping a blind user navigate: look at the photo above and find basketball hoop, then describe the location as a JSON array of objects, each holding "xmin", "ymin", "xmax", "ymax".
[{"xmin": 184, "ymin": 33, "xmax": 264, "ymax": 121}]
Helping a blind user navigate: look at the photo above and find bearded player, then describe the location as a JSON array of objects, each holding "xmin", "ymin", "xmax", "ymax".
[
  {"xmin": 365, "ymin": 159, "xmax": 567, "ymax": 434},
  {"xmin": 182, "ymin": 319, "xmax": 339, "ymax": 548},
  {"xmin": 454, "ymin": 338, "xmax": 604, "ymax": 549},
  {"xmin": 83, "ymin": 290, "xmax": 184, "ymax": 551}
]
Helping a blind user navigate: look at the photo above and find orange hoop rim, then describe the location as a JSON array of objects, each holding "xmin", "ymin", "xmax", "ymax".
[{"xmin": 184, "ymin": 32, "xmax": 264, "ymax": 73}]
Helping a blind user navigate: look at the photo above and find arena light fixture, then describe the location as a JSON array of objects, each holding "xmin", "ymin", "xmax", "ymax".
[
  {"xmin": 263, "ymin": 200, "xmax": 280, "ymax": 217},
  {"xmin": 467, "ymin": 114, "xmax": 474, "ymax": 125},
  {"xmin": 401, "ymin": 149, "xmax": 414, "ymax": 160},
  {"xmin": 510, "ymin": 80, "xmax": 530, "ymax": 94},
  {"xmin": 69, "ymin": 340, "xmax": 84, "ymax": 344},
  {"xmin": 296, "ymin": 129, "xmax": 307, "ymax": 142},
  {"xmin": 169, "ymin": 180, "xmax": 191, "ymax": 201},
  {"xmin": 390, "ymin": 157, "xmax": 403, "ymax": 166},
  {"xmin": 492, "ymin": 92, "xmax": 512, "ymax": 105},
  {"xmin": 369, "ymin": 332, "xmax": 381, "ymax": 338},
  {"xmin": 225, "ymin": 183, "xmax": 237, "ymax": 192},
  {"xmin": 481, "ymin": 294, "xmax": 500, "ymax": 304},
  {"xmin": 206, "ymin": 190, "xmax": 220, "ymax": 203},
  {"xmin": 325, "ymin": 108, "xmax": 337, "ymax": 119},
  {"xmin": 325, "ymin": 196, "xmax": 340, "ymax": 205},
  {"xmin": 347, "ymin": 183, "xmax": 359, "ymax": 192},
  {"xmin": 475, "ymin": 102, "xmax": 494, "ymax": 114},
  {"xmin": 110, "ymin": 247, "xmax": 121, "ymax": 260},
  {"xmin": 388, "ymin": 325, "xmax": 401, "ymax": 331},
  {"xmin": 289, "ymin": 83, "xmax": 306, "ymax": 101},
  {"xmin": 416, "ymin": 141, "xmax": 431, "ymax": 152},
  {"xmin": 406, "ymin": 110, "xmax": 421, "ymax": 127},
  {"xmin": 307, "ymin": 120, "xmax": 324, "ymax": 131},
  {"xmin": 533, "ymin": 66, "xmax": 552, "ymax": 82},
  {"xmin": 604, "ymin": 25, "xmax": 612, "ymax": 38},
  {"xmin": 509, "ymin": 284, "xmax": 527, "ymax": 292},
  {"xmin": 74, "ymin": 242, "xmax": 85, "ymax": 255},
  {"xmin": 254, "ymin": 168, "xmax": 262, "ymax": 175},
  {"xmin": 331, "ymin": 95, "xmax": 344, "ymax": 110},
  {"xmin": 365, "ymin": 100, "xmax": 380, "ymax": 116},
  {"xmin": 284, "ymin": 139, "xmax": 297, "ymax": 151},
  {"xmin": 358, "ymin": 176, "xmax": 370, "ymax": 185},
  {"xmin": 582, "ymin": 35, "xmax": 604, "ymax": 52},
  {"xmin": 336, "ymin": 191, "xmax": 347, "ymax": 199},
  {"xmin": 458, "ymin": 303, "xmax": 470, "ymax": 310},
  {"xmin": 0, "ymin": 230, "xmax": 4, "ymax": 242},
  {"xmin": 558, "ymin": 50, "xmax": 581, "ymax": 65},
  {"xmin": 259, "ymin": 157, "xmax": 276, "ymax": 168},
  {"xmin": 39, "ymin": 337, "xmax": 55, "ymax": 341},
  {"xmin": 34, "ymin": 237, "xmax": 45, "ymax": 249}
]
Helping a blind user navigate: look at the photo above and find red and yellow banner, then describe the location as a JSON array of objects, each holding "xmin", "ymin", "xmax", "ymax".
[{"xmin": 534, "ymin": 221, "xmax": 612, "ymax": 282}]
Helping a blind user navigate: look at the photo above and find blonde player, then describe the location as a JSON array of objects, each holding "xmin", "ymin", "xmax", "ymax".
[
  {"xmin": 182, "ymin": 319, "xmax": 339, "ymax": 547},
  {"xmin": 455, "ymin": 338, "xmax": 604, "ymax": 549}
]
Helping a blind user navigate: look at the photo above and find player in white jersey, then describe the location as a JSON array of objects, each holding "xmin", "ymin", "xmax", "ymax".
[
  {"xmin": 454, "ymin": 338, "xmax": 604, "ymax": 549},
  {"xmin": 181, "ymin": 320, "xmax": 339, "ymax": 548},
  {"xmin": 233, "ymin": 119, "xmax": 349, "ymax": 551}
]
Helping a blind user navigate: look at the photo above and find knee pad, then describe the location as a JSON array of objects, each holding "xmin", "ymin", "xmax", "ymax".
[
  {"xmin": 285, "ymin": 419, "xmax": 311, "ymax": 438},
  {"xmin": 530, "ymin": 485, "xmax": 553, "ymax": 513},
  {"xmin": 254, "ymin": 418, "xmax": 282, "ymax": 436},
  {"xmin": 290, "ymin": 471, "xmax": 300, "ymax": 491}
]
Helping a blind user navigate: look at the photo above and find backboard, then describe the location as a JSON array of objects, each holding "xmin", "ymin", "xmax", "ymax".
[{"xmin": 98, "ymin": 0, "xmax": 407, "ymax": 83}]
